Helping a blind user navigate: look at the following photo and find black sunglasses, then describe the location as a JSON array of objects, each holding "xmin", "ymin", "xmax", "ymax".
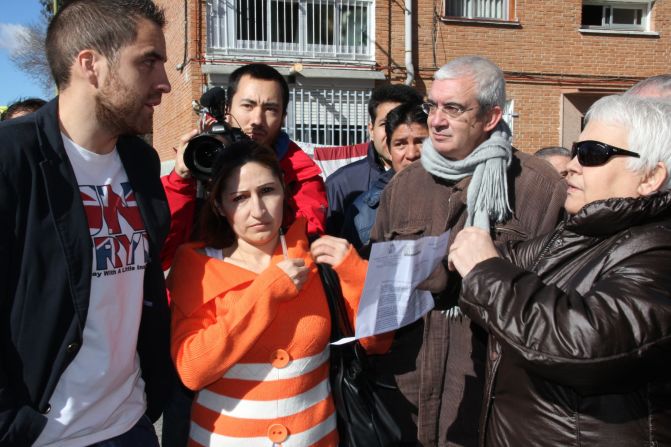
[{"xmin": 571, "ymin": 140, "xmax": 640, "ymax": 167}]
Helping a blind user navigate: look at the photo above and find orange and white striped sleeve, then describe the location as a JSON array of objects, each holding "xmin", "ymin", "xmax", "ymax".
[{"xmin": 170, "ymin": 264, "xmax": 299, "ymax": 390}]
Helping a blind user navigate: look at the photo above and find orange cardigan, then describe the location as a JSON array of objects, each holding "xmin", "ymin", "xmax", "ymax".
[{"xmin": 168, "ymin": 219, "xmax": 388, "ymax": 447}]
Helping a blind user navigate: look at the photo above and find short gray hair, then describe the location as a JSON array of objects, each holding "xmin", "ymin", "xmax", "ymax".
[
  {"xmin": 535, "ymin": 146, "xmax": 570, "ymax": 159},
  {"xmin": 434, "ymin": 56, "xmax": 506, "ymax": 114},
  {"xmin": 585, "ymin": 95, "xmax": 671, "ymax": 190},
  {"xmin": 625, "ymin": 74, "xmax": 671, "ymax": 99}
]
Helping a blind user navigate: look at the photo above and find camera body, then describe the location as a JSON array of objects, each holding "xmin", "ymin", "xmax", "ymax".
[{"xmin": 183, "ymin": 122, "xmax": 248, "ymax": 181}]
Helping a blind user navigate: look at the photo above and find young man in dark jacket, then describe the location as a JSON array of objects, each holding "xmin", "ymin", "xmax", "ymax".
[
  {"xmin": 341, "ymin": 102, "xmax": 427, "ymax": 254},
  {"xmin": 325, "ymin": 84, "xmax": 423, "ymax": 235},
  {"xmin": 0, "ymin": 1, "xmax": 172, "ymax": 445}
]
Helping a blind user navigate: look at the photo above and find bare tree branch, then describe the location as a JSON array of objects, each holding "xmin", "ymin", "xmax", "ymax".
[{"xmin": 9, "ymin": 20, "xmax": 54, "ymax": 92}]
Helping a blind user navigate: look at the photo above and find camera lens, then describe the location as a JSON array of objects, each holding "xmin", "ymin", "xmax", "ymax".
[
  {"xmin": 182, "ymin": 124, "xmax": 249, "ymax": 181},
  {"xmin": 183, "ymin": 135, "xmax": 224, "ymax": 181}
]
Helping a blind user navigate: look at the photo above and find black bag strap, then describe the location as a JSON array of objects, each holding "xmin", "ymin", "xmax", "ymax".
[{"xmin": 317, "ymin": 263, "xmax": 355, "ymax": 341}]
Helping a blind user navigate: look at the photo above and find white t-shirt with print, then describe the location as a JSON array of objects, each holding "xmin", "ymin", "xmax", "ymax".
[{"xmin": 34, "ymin": 135, "xmax": 148, "ymax": 446}]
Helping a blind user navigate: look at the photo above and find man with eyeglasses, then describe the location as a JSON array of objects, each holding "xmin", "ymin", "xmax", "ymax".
[{"xmin": 368, "ymin": 56, "xmax": 567, "ymax": 446}]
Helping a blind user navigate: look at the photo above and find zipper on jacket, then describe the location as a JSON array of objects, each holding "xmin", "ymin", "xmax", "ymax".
[
  {"xmin": 479, "ymin": 338, "xmax": 502, "ymax": 447},
  {"xmin": 529, "ymin": 221, "xmax": 565, "ymax": 272}
]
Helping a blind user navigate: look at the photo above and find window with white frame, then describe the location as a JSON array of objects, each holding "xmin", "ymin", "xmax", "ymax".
[
  {"xmin": 445, "ymin": 0, "xmax": 512, "ymax": 20},
  {"xmin": 581, "ymin": 1, "xmax": 652, "ymax": 31}
]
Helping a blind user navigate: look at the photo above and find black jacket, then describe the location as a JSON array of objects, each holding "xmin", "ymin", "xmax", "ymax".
[
  {"xmin": 460, "ymin": 192, "xmax": 671, "ymax": 446},
  {"xmin": 0, "ymin": 99, "xmax": 172, "ymax": 446}
]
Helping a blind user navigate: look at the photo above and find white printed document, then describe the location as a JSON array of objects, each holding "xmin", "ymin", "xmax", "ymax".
[{"xmin": 332, "ymin": 230, "xmax": 450, "ymax": 345}]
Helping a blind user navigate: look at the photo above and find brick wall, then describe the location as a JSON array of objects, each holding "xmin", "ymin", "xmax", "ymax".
[
  {"xmin": 377, "ymin": 0, "xmax": 671, "ymax": 152},
  {"xmin": 152, "ymin": 0, "xmax": 670, "ymax": 159},
  {"xmin": 153, "ymin": 0, "xmax": 203, "ymax": 162}
]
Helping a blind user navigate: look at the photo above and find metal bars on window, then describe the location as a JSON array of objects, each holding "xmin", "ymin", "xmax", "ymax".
[
  {"xmin": 445, "ymin": 0, "xmax": 508, "ymax": 20},
  {"xmin": 207, "ymin": 0, "xmax": 373, "ymax": 61},
  {"xmin": 286, "ymin": 86, "xmax": 371, "ymax": 145}
]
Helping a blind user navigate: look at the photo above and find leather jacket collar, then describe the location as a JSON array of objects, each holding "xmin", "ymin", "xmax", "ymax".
[{"xmin": 566, "ymin": 191, "xmax": 671, "ymax": 237}]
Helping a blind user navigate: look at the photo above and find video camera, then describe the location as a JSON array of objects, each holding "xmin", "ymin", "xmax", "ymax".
[{"xmin": 183, "ymin": 87, "xmax": 248, "ymax": 181}]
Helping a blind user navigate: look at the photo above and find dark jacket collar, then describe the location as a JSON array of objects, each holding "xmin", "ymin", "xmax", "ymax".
[
  {"xmin": 33, "ymin": 97, "xmax": 166, "ymax": 326},
  {"xmin": 363, "ymin": 168, "xmax": 395, "ymax": 207},
  {"xmin": 366, "ymin": 141, "xmax": 386, "ymax": 173},
  {"xmin": 566, "ymin": 191, "xmax": 671, "ymax": 237},
  {"xmin": 34, "ymin": 98, "xmax": 68, "ymax": 162}
]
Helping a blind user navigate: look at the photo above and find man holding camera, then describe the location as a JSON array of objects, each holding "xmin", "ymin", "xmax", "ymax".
[{"xmin": 161, "ymin": 63, "xmax": 328, "ymax": 268}]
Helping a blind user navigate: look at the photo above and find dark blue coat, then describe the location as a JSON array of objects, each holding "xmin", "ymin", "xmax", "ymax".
[
  {"xmin": 341, "ymin": 169, "xmax": 394, "ymax": 255},
  {"xmin": 0, "ymin": 99, "xmax": 172, "ymax": 446},
  {"xmin": 325, "ymin": 142, "xmax": 386, "ymax": 235}
]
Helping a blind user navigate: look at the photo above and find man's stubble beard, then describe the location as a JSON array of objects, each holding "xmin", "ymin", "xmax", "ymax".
[{"xmin": 95, "ymin": 70, "xmax": 150, "ymax": 136}]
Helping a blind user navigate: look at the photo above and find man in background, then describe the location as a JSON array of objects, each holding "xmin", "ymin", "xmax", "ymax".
[
  {"xmin": 161, "ymin": 63, "xmax": 328, "ymax": 268},
  {"xmin": 535, "ymin": 146, "xmax": 571, "ymax": 177},
  {"xmin": 0, "ymin": 97, "xmax": 46, "ymax": 121},
  {"xmin": 341, "ymin": 101, "xmax": 427, "ymax": 253},
  {"xmin": 626, "ymin": 74, "xmax": 671, "ymax": 98},
  {"xmin": 325, "ymin": 84, "xmax": 422, "ymax": 235}
]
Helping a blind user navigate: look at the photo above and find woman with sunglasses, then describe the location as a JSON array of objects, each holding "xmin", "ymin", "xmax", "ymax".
[
  {"xmin": 167, "ymin": 140, "xmax": 389, "ymax": 446},
  {"xmin": 447, "ymin": 94, "xmax": 671, "ymax": 446}
]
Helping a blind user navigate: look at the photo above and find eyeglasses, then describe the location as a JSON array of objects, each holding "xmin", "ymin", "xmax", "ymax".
[
  {"xmin": 421, "ymin": 101, "xmax": 475, "ymax": 118},
  {"xmin": 570, "ymin": 140, "xmax": 640, "ymax": 167}
]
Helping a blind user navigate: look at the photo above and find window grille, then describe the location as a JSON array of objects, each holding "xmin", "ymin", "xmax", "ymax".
[
  {"xmin": 207, "ymin": 0, "xmax": 374, "ymax": 61},
  {"xmin": 287, "ymin": 85, "xmax": 371, "ymax": 146}
]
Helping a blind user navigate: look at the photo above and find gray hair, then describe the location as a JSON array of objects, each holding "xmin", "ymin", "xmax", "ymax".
[
  {"xmin": 625, "ymin": 74, "xmax": 671, "ymax": 99},
  {"xmin": 585, "ymin": 95, "xmax": 671, "ymax": 190},
  {"xmin": 434, "ymin": 56, "xmax": 506, "ymax": 114},
  {"xmin": 535, "ymin": 146, "xmax": 571, "ymax": 159}
]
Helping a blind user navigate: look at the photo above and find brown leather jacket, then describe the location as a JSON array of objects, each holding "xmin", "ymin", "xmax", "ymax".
[
  {"xmin": 369, "ymin": 150, "xmax": 566, "ymax": 446},
  {"xmin": 459, "ymin": 192, "xmax": 671, "ymax": 447}
]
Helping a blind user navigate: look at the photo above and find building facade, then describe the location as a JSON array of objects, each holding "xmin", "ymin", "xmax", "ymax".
[{"xmin": 153, "ymin": 0, "xmax": 670, "ymax": 162}]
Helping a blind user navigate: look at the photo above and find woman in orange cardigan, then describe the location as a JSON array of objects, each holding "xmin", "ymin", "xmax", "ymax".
[{"xmin": 168, "ymin": 140, "xmax": 387, "ymax": 447}]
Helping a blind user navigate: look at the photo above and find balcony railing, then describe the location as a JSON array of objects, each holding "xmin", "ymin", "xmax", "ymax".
[{"xmin": 207, "ymin": 0, "xmax": 375, "ymax": 62}]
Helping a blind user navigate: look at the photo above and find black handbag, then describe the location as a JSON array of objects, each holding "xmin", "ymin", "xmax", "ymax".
[{"xmin": 317, "ymin": 263, "xmax": 403, "ymax": 447}]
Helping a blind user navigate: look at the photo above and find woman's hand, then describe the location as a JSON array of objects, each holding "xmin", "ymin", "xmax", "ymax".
[
  {"xmin": 448, "ymin": 227, "xmax": 499, "ymax": 277},
  {"xmin": 277, "ymin": 258, "xmax": 309, "ymax": 291},
  {"xmin": 310, "ymin": 236, "xmax": 351, "ymax": 266}
]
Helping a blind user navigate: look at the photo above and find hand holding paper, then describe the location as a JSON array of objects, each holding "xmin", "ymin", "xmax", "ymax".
[{"xmin": 333, "ymin": 230, "xmax": 451, "ymax": 345}]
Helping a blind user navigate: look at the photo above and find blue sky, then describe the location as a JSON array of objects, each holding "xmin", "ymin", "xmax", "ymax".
[{"xmin": 0, "ymin": 0, "xmax": 51, "ymax": 107}]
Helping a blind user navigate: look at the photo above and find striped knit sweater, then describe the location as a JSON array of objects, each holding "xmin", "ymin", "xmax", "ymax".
[{"xmin": 168, "ymin": 219, "xmax": 383, "ymax": 447}]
